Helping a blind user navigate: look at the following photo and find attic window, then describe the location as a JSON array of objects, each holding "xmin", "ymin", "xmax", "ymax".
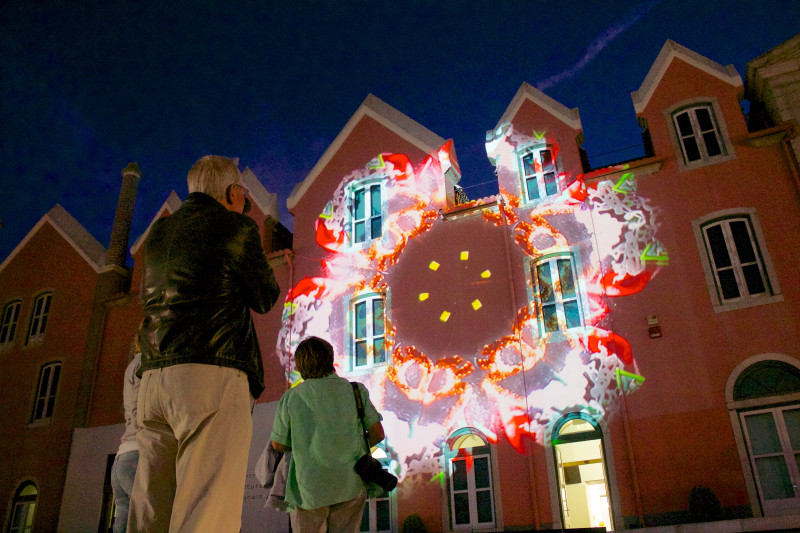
[
  {"xmin": 350, "ymin": 181, "xmax": 383, "ymax": 245},
  {"xmin": 667, "ymin": 99, "xmax": 734, "ymax": 170},
  {"xmin": 519, "ymin": 146, "xmax": 559, "ymax": 202}
]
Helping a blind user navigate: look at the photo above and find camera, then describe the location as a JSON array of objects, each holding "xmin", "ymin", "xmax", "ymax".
[{"xmin": 354, "ymin": 454, "xmax": 398, "ymax": 491}]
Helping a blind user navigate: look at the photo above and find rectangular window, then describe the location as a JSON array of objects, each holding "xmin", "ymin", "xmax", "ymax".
[
  {"xmin": 521, "ymin": 148, "xmax": 558, "ymax": 202},
  {"xmin": 353, "ymin": 295, "xmax": 386, "ymax": 369},
  {"xmin": 26, "ymin": 293, "xmax": 52, "ymax": 344},
  {"xmin": 352, "ymin": 183, "xmax": 382, "ymax": 244},
  {"xmin": 360, "ymin": 489, "xmax": 392, "ymax": 533},
  {"xmin": 703, "ymin": 217, "xmax": 770, "ymax": 303},
  {"xmin": 534, "ymin": 256, "xmax": 582, "ymax": 334},
  {"xmin": 673, "ymin": 105, "xmax": 724, "ymax": 164},
  {"xmin": 740, "ymin": 406, "xmax": 800, "ymax": 510},
  {"xmin": 694, "ymin": 209, "xmax": 781, "ymax": 312},
  {"xmin": 31, "ymin": 362, "xmax": 61, "ymax": 421},
  {"xmin": 0, "ymin": 300, "xmax": 21, "ymax": 346}
]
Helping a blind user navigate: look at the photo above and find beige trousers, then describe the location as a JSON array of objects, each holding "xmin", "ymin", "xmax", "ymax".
[
  {"xmin": 128, "ymin": 364, "xmax": 253, "ymax": 533},
  {"xmin": 290, "ymin": 492, "xmax": 368, "ymax": 533}
]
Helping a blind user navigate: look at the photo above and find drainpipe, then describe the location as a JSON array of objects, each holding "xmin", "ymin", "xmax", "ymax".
[
  {"xmin": 619, "ymin": 383, "xmax": 646, "ymax": 527},
  {"xmin": 585, "ymin": 183, "xmax": 646, "ymax": 528},
  {"xmin": 498, "ymin": 196, "xmax": 540, "ymax": 529},
  {"xmin": 285, "ymin": 249, "xmax": 295, "ymax": 392}
]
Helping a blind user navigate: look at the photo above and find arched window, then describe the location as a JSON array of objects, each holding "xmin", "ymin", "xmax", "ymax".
[
  {"xmin": 445, "ymin": 428, "xmax": 496, "ymax": 530},
  {"xmin": 8, "ymin": 481, "xmax": 37, "ymax": 533},
  {"xmin": 552, "ymin": 413, "xmax": 614, "ymax": 531},
  {"xmin": 728, "ymin": 357, "xmax": 800, "ymax": 515},
  {"xmin": 734, "ymin": 360, "xmax": 800, "ymax": 401}
]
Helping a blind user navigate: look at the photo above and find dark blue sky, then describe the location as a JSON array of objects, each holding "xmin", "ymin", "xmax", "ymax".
[{"xmin": 1, "ymin": 1, "xmax": 798, "ymax": 262}]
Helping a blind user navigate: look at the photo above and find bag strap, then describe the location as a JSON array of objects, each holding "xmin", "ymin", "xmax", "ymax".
[{"xmin": 351, "ymin": 382, "xmax": 371, "ymax": 453}]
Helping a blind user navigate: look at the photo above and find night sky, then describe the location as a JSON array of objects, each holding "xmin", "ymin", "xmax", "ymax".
[{"xmin": 1, "ymin": 1, "xmax": 798, "ymax": 263}]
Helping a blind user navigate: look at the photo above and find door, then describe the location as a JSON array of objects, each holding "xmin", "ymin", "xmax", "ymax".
[
  {"xmin": 554, "ymin": 416, "xmax": 613, "ymax": 531},
  {"xmin": 740, "ymin": 406, "xmax": 800, "ymax": 515}
]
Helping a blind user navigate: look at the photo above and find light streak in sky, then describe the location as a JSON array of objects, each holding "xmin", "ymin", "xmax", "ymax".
[{"xmin": 535, "ymin": 0, "xmax": 661, "ymax": 90}]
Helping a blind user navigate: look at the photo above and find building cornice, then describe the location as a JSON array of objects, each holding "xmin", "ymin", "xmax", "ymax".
[
  {"xmin": 286, "ymin": 94, "xmax": 446, "ymax": 211},
  {"xmin": 494, "ymin": 82, "xmax": 582, "ymax": 131},
  {"xmin": 632, "ymin": 40, "xmax": 742, "ymax": 115},
  {"xmin": 0, "ymin": 204, "xmax": 106, "ymax": 275}
]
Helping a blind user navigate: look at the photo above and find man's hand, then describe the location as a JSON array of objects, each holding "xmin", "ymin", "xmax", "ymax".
[
  {"xmin": 367, "ymin": 422, "xmax": 385, "ymax": 447},
  {"xmin": 271, "ymin": 440, "xmax": 290, "ymax": 453}
]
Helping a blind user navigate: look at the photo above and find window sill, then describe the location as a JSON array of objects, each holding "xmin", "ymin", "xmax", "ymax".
[
  {"xmin": 346, "ymin": 363, "xmax": 389, "ymax": 377},
  {"xmin": 677, "ymin": 152, "xmax": 735, "ymax": 172},
  {"xmin": 532, "ymin": 325, "xmax": 589, "ymax": 344},
  {"xmin": 522, "ymin": 195, "xmax": 561, "ymax": 209},
  {"xmin": 713, "ymin": 293, "xmax": 784, "ymax": 313},
  {"xmin": 27, "ymin": 417, "xmax": 53, "ymax": 428}
]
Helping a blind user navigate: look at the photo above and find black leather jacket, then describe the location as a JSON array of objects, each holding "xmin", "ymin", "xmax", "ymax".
[{"xmin": 138, "ymin": 192, "xmax": 280, "ymax": 398}]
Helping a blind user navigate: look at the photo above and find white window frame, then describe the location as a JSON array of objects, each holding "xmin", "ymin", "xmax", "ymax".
[
  {"xmin": 532, "ymin": 254, "xmax": 584, "ymax": 336},
  {"xmin": 30, "ymin": 362, "xmax": 61, "ymax": 422},
  {"xmin": 665, "ymin": 97, "xmax": 735, "ymax": 171},
  {"xmin": 726, "ymin": 354, "xmax": 800, "ymax": 518},
  {"xmin": 26, "ymin": 292, "xmax": 52, "ymax": 345},
  {"xmin": 8, "ymin": 481, "xmax": 37, "ymax": 533},
  {"xmin": 360, "ymin": 445, "xmax": 397, "ymax": 533},
  {"xmin": 351, "ymin": 293, "xmax": 387, "ymax": 371},
  {"xmin": 693, "ymin": 208, "xmax": 782, "ymax": 313},
  {"xmin": 0, "ymin": 299, "xmax": 22, "ymax": 348},
  {"xmin": 544, "ymin": 413, "xmax": 624, "ymax": 531},
  {"xmin": 518, "ymin": 145, "xmax": 560, "ymax": 203},
  {"xmin": 444, "ymin": 429, "xmax": 501, "ymax": 531},
  {"xmin": 349, "ymin": 180, "xmax": 384, "ymax": 246}
]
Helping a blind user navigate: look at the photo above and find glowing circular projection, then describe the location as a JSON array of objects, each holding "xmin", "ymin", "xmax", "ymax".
[{"xmin": 278, "ymin": 131, "xmax": 664, "ymax": 478}]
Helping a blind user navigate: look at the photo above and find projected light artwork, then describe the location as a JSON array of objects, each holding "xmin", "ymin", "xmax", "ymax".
[{"xmin": 277, "ymin": 127, "xmax": 665, "ymax": 480}]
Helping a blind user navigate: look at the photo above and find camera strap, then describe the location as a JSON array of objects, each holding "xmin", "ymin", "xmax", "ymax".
[{"xmin": 351, "ymin": 382, "xmax": 371, "ymax": 454}]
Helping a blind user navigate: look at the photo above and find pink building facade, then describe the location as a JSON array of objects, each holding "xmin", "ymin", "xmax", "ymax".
[{"xmin": 2, "ymin": 38, "xmax": 799, "ymax": 532}]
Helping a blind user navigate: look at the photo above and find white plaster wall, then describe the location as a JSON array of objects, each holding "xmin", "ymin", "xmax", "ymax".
[
  {"xmin": 58, "ymin": 424, "xmax": 123, "ymax": 532},
  {"xmin": 57, "ymin": 402, "xmax": 290, "ymax": 533}
]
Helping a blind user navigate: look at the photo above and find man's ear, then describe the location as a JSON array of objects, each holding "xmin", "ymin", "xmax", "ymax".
[{"xmin": 225, "ymin": 184, "xmax": 234, "ymax": 205}]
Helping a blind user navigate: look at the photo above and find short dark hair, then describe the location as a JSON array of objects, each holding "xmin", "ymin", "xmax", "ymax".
[{"xmin": 295, "ymin": 337, "xmax": 335, "ymax": 380}]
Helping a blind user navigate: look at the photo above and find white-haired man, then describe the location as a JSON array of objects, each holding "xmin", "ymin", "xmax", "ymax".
[{"xmin": 129, "ymin": 155, "xmax": 281, "ymax": 532}]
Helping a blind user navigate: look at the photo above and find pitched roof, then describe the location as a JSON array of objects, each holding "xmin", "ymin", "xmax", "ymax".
[
  {"xmin": 494, "ymin": 82, "xmax": 582, "ymax": 131},
  {"xmin": 0, "ymin": 204, "xmax": 106, "ymax": 274},
  {"xmin": 632, "ymin": 39, "xmax": 743, "ymax": 114},
  {"xmin": 746, "ymin": 33, "xmax": 800, "ymax": 101},
  {"xmin": 286, "ymin": 94, "xmax": 446, "ymax": 210},
  {"xmin": 130, "ymin": 191, "xmax": 182, "ymax": 255},
  {"xmin": 242, "ymin": 167, "xmax": 279, "ymax": 220}
]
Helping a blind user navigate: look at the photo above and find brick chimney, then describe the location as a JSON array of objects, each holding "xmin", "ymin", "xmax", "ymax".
[
  {"xmin": 74, "ymin": 162, "xmax": 141, "ymax": 427},
  {"xmin": 104, "ymin": 162, "xmax": 141, "ymax": 270}
]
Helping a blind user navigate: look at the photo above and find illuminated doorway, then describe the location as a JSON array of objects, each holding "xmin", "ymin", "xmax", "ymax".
[{"xmin": 553, "ymin": 414, "xmax": 613, "ymax": 531}]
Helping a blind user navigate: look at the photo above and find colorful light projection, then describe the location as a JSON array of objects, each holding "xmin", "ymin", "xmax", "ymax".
[{"xmin": 277, "ymin": 128, "xmax": 664, "ymax": 480}]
